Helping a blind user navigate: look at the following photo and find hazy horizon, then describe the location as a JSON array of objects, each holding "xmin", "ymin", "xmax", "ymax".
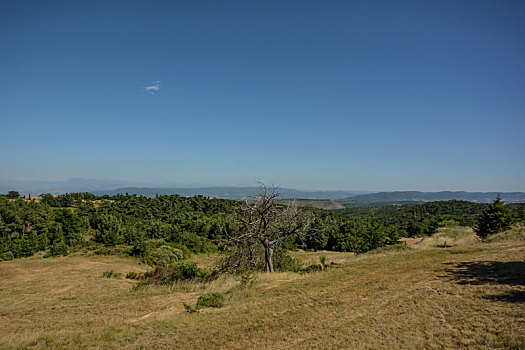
[
  {"xmin": 1, "ymin": 177, "xmax": 524, "ymax": 194},
  {"xmin": 2, "ymin": 1, "xmax": 524, "ymax": 192}
]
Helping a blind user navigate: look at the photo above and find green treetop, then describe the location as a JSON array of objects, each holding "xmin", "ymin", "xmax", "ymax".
[{"xmin": 474, "ymin": 196, "xmax": 515, "ymax": 239}]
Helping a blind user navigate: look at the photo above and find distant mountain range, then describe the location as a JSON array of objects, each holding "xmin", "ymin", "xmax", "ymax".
[
  {"xmin": 0, "ymin": 178, "xmax": 146, "ymax": 194},
  {"xmin": 0, "ymin": 178, "xmax": 120, "ymax": 194},
  {"xmin": 99, "ymin": 188, "xmax": 525, "ymax": 203},
  {"xmin": 93, "ymin": 187, "xmax": 359, "ymax": 201},
  {"xmin": 340, "ymin": 191, "xmax": 525, "ymax": 204},
  {"xmin": 1, "ymin": 179, "xmax": 524, "ymax": 203}
]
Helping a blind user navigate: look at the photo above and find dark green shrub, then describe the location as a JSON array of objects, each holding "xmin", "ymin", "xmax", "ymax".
[
  {"xmin": 143, "ymin": 262, "xmax": 205, "ymax": 284},
  {"xmin": 196, "ymin": 292, "xmax": 225, "ymax": 309},
  {"xmin": 44, "ymin": 240, "xmax": 68, "ymax": 258},
  {"xmin": 102, "ymin": 270, "xmax": 122, "ymax": 278},
  {"xmin": 126, "ymin": 271, "xmax": 141, "ymax": 279},
  {"xmin": 273, "ymin": 249, "xmax": 302, "ymax": 272},
  {"xmin": 93, "ymin": 215, "xmax": 124, "ymax": 246},
  {"xmin": 130, "ymin": 237, "xmax": 147, "ymax": 257},
  {"xmin": 142, "ymin": 267, "xmax": 173, "ymax": 284},
  {"xmin": 166, "ymin": 262, "xmax": 203, "ymax": 282},
  {"xmin": 474, "ymin": 196, "xmax": 516, "ymax": 239},
  {"xmin": 0, "ymin": 251, "xmax": 14, "ymax": 261}
]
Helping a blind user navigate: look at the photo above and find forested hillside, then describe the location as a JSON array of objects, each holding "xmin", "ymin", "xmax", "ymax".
[
  {"xmin": 0, "ymin": 193, "xmax": 395, "ymax": 261},
  {"xmin": 1, "ymin": 193, "xmax": 523, "ymax": 263},
  {"xmin": 338, "ymin": 200, "xmax": 525, "ymax": 237}
]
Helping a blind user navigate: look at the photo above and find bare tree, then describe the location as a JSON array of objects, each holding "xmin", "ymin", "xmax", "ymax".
[{"xmin": 225, "ymin": 183, "xmax": 312, "ymax": 273}]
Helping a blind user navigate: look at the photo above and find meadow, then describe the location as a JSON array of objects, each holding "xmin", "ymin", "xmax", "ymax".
[{"xmin": 1, "ymin": 225, "xmax": 523, "ymax": 349}]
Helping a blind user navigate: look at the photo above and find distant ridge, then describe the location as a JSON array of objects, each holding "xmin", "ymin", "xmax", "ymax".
[
  {"xmin": 2, "ymin": 179, "xmax": 524, "ymax": 204},
  {"xmin": 93, "ymin": 187, "xmax": 359, "ymax": 201},
  {"xmin": 341, "ymin": 191, "xmax": 525, "ymax": 203}
]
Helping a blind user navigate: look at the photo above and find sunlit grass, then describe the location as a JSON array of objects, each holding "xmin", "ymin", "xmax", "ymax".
[{"xmin": 1, "ymin": 225, "xmax": 524, "ymax": 349}]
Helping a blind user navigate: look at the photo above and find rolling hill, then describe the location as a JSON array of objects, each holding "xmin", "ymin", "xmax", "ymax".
[{"xmin": 341, "ymin": 191, "xmax": 525, "ymax": 204}]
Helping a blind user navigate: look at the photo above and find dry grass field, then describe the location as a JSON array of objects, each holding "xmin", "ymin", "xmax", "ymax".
[{"xmin": 1, "ymin": 225, "xmax": 524, "ymax": 349}]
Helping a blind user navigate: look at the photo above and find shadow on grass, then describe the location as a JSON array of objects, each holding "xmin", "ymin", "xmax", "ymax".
[
  {"xmin": 444, "ymin": 261, "xmax": 524, "ymax": 286},
  {"xmin": 444, "ymin": 261, "xmax": 525, "ymax": 303},
  {"xmin": 486, "ymin": 290, "xmax": 525, "ymax": 303}
]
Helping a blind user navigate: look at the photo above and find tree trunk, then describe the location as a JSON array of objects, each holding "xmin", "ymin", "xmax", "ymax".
[{"xmin": 264, "ymin": 241, "xmax": 274, "ymax": 273}]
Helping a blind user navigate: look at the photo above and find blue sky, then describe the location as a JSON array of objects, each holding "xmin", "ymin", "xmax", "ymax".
[{"xmin": 1, "ymin": 0, "xmax": 524, "ymax": 191}]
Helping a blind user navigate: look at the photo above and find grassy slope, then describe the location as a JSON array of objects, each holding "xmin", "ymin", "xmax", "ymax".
[{"xmin": 1, "ymin": 226, "xmax": 524, "ymax": 349}]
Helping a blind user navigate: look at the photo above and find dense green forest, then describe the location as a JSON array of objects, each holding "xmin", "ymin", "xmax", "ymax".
[
  {"xmin": 1, "ymin": 193, "xmax": 523, "ymax": 262},
  {"xmin": 338, "ymin": 200, "xmax": 525, "ymax": 237}
]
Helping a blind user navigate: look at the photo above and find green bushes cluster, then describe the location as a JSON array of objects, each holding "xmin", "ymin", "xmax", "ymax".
[
  {"xmin": 273, "ymin": 250, "xmax": 303, "ymax": 272},
  {"xmin": 142, "ymin": 262, "xmax": 206, "ymax": 284},
  {"xmin": 143, "ymin": 245, "xmax": 183, "ymax": 267},
  {"xmin": 0, "ymin": 197, "xmax": 85, "ymax": 259},
  {"xmin": 196, "ymin": 292, "xmax": 225, "ymax": 308},
  {"xmin": 165, "ymin": 262, "xmax": 205, "ymax": 282},
  {"xmin": 0, "ymin": 251, "xmax": 14, "ymax": 261},
  {"xmin": 0, "ymin": 194, "xmax": 237, "ymax": 261},
  {"xmin": 126, "ymin": 271, "xmax": 141, "ymax": 279},
  {"xmin": 102, "ymin": 270, "xmax": 122, "ymax": 278},
  {"xmin": 184, "ymin": 292, "xmax": 226, "ymax": 312}
]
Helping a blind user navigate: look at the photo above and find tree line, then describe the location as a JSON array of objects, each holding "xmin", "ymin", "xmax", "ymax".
[
  {"xmin": 338, "ymin": 200, "xmax": 525, "ymax": 237},
  {"xmin": 1, "ymin": 192, "xmax": 523, "ymax": 264}
]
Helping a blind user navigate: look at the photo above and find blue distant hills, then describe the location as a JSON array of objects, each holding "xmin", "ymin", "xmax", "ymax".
[
  {"xmin": 93, "ymin": 186, "xmax": 360, "ymax": 201},
  {"xmin": 339, "ymin": 191, "xmax": 525, "ymax": 204},
  {"xmin": 1, "ymin": 179, "xmax": 524, "ymax": 203}
]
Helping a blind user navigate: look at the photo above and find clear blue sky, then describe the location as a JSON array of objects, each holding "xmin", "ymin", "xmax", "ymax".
[{"xmin": 1, "ymin": 0, "xmax": 524, "ymax": 191}]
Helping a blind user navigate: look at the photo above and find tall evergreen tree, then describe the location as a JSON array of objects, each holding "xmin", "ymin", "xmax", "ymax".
[{"xmin": 473, "ymin": 196, "xmax": 515, "ymax": 239}]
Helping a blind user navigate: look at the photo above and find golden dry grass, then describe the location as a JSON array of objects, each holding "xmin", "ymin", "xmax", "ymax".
[
  {"xmin": 1, "ymin": 226, "xmax": 524, "ymax": 349},
  {"xmin": 414, "ymin": 226, "xmax": 480, "ymax": 249}
]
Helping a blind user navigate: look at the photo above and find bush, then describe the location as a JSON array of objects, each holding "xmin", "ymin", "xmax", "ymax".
[
  {"xmin": 143, "ymin": 262, "xmax": 205, "ymax": 284},
  {"xmin": 130, "ymin": 238, "xmax": 147, "ymax": 257},
  {"xmin": 144, "ymin": 245, "xmax": 183, "ymax": 267},
  {"xmin": 166, "ymin": 262, "xmax": 204, "ymax": 282},
  {"xmin": 93, "ymin": 215, "xmax": 124, "ymax": 246},
  {"xmin": 0, "ymin": 251, "xmax": 14, "ymax": 261},
  {"xmin": 102, "ymin": 270, "xmax": 122, "ymax": 278},
  {"xmin": 44, "ymin": 240, "xmax": 68, "ymax": 258},
  {"xmin": 196, "ymin": 292, "xmax": 225, "ymax": 309},
  {"xmin": 273, "ymin": 249, "xmax": 302, "ymax": 272},
  {"xmin": 126, "ymin": 271, "xmax": 141, "ymax": 279}
]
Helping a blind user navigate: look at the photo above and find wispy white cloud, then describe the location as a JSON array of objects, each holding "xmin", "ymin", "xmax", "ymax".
[{"xmin": 142, "ymin": 81, "xmax": 161, "ymax": 95}]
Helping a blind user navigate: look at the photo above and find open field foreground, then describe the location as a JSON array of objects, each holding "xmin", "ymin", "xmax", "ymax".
[{"xmin": 1, "ymin": 226, "xmax": 524, "ymax": 349}]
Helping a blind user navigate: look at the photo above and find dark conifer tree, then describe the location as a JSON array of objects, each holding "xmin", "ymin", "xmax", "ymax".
[{"xmin": 473, "ymin": 196, "xmax": 515, "ymax": 239}]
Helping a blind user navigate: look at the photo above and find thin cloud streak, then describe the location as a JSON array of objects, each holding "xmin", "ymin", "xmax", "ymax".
[{"xmin": 143, "ymin": 81, "xmax": 161, "ymax": 95}]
